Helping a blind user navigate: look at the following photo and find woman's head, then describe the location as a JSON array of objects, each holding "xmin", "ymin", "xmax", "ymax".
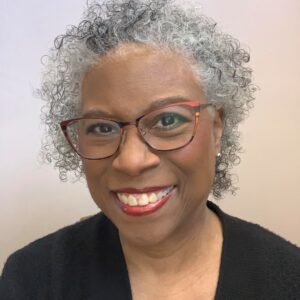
[
  {"xmin": 80, "ymin": 43, "xmax": 223, "ymax": 245},
  {"xmin": 39, "ymin": 0, "xmax": 256, "ymax": 199}
]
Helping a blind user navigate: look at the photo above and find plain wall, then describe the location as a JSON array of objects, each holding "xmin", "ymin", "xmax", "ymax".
[{"xmin": 1, "ymin": 0, "xmax": 299, "ymax": 272}]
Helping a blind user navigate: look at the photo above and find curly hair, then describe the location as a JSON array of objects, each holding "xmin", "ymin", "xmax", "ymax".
[{"xmin": 38, "ymin": 0, "xmax": 257, "ymax": 199}]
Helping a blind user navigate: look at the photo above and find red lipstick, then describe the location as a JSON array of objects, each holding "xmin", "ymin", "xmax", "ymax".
[{"xmin": 113, "ymin": 186, "xmax": 176, "ymax": 217}]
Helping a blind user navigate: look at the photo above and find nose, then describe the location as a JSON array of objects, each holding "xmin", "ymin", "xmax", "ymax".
[{"xmin": 112, "ymin": 126, "xmax": 160, "ymax": 176}]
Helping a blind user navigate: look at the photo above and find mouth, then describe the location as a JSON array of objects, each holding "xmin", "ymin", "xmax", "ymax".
[{"xmin": 112, "ymin": 185, "xmax": 176, "ymax": 216}]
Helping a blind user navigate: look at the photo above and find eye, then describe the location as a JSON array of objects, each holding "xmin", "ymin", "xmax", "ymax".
[
  {"xmin": 153, "ymin": 113, "xmax": 188, "ymax": 129},
  {"xmin": 86, "ymin": 122, "xmax": 119, "ymax": 136}
]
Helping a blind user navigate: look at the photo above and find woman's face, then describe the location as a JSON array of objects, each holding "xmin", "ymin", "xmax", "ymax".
[{"xmin": 81, "ymin": 45, "xmax": 223, "ymax": 246}]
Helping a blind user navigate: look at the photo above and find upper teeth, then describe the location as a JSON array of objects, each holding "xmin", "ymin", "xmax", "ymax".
[{"xmin": 117, "ymin": 186, "xmax": 174, "ymax": 206}]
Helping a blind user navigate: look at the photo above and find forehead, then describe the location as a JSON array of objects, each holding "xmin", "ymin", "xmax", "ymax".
[{"xmin": 81, "ymin": 44, "xmax": 205, "ymax": 118}]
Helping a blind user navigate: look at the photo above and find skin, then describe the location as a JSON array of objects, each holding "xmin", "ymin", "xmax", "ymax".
[{"xmin": 81, "ymin": 44, "xmax": 223, "ymax": 299}]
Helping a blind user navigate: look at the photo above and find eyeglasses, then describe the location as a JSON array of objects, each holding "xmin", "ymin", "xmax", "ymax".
[{"xmin": 60, "ymin": 101, "xmax": 213, "ymax": 160}]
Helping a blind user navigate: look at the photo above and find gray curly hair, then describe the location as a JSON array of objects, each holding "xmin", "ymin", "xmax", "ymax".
[{"xmin": 38, "ymin": 0, "xmax": 257, "ymax": 199}]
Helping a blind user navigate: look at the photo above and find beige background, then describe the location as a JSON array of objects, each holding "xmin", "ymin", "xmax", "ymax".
[{"xmin": 0, "ymin": 0, "xmax": 299, "ymax": 273}]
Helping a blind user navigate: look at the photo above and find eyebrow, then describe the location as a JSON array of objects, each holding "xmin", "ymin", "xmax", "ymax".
[
  {"xmin": 81, "ymin": 95, "xmax": 192, "ymax": 118},
  {"xmin": 148, "ymin": 96, "xmax": 192, "ymax": 109}
]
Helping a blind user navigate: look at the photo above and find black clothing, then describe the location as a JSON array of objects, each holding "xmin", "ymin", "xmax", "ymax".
[{"xmin": 1, "ymin": 201, "xmax": 300, "ymax": 299}]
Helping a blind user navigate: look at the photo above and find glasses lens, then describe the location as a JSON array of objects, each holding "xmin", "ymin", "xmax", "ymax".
[
  {"xmin": 140, "ymin": 105, "xmax": 196, "ymax": 150},
  {"xmin": 66, "ymin": 118, "xmax": 121, "ymax": 159}
]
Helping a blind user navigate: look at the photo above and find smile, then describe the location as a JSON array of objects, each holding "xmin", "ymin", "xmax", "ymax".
[{"xmin": 113, "ymin": 185, "xmax": 176, "ymax": 216}]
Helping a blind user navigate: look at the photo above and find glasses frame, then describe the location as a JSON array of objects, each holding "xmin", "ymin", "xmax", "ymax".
[{"xmin": 60, "ymin": 101, "xmax": 213, "ymax": 160}]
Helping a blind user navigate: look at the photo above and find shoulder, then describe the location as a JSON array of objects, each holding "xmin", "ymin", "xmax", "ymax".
[
  {"xmin": 208, "ymin": 201, "xmax": 300, "ymax": 298},
  {"xmin": 222, "ymin": 206, "xmax": 300, "ymax": 260},
  {"xmin": 208, "ymin": 200, "xmax": 300, "ymax": 257},
  {"xmin": 228, "ymin": 213, "xmax": 300, "ymax": 297},
  {"xmin": 4, "ymin": 212, "xmax": 109, "ymax": 264},
  {"xmin": 0, "ymin": 213, "xmax": 116, "ymax": 299}
]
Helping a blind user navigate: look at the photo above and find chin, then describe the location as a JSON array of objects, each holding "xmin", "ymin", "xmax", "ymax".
[{"xmin": 118, "ymin": 220, "xmax": 178, "ymax": 248}]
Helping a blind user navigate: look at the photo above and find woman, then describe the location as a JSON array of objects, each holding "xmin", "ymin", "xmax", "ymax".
[{"xmin": 1, "ymin": 0, "xmax": 299, "ymax": 299}]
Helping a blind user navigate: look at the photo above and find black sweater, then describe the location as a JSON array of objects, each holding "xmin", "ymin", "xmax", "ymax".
[{"xmin": 1, "ymin": 201, "xmax": 300, "ymax": 300}]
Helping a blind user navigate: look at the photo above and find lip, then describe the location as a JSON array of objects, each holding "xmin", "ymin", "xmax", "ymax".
[
  {"xmin": 113, "ymin": 186, "xmax": 176, "ymax": 217},
  {"xmin": 112, "ymin": 186, "xmax": 172, "ymax": 194}
]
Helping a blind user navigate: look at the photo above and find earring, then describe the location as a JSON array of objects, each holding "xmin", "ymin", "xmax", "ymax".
[{"xmin": 217, "ymin": 153, "xmax": 221, "ymax": 157}]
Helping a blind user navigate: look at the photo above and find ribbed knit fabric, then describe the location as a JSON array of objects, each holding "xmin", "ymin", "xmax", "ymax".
[{"xmin": 1, "ymin": 201, "xmax": 300, "ymax": 299}]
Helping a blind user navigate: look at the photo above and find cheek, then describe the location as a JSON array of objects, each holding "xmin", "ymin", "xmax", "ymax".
[
  {"xmin": 83, "ymin": 158, "xmax": 109, "ymax": 176},
  {"xmin": 82, "ymin": 160, "xmax": 111, "ymax": 196},
  {"xmin": 83, "ymin": 159, "xmax": 116, "ymax": 214},
  {"xmin": 167, "ymin": 124, "xmax": 216, "ymax": 184}
]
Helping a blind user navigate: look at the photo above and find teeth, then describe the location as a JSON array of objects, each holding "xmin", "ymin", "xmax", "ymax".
[
  {"xmin": 128, "ymin": 195, "xmax": 138, "ymax": 206},
  {"xmin": 119, "ymin": 194, "xmax": 128, "ymax": 204},
  {"xmin": 117, "ymin": 186, "xmax": 174, "ymax": 206},
  {"xmin": 138, "ymin": 194, "xmax": 149, "ymax": 206},
  {"xmin": 157, "ymin": 191, "xmax": 164, "ymax": 199},
  {"xmin": 149, "ymin": 193, "xmax": 158, "ymax": 203}
]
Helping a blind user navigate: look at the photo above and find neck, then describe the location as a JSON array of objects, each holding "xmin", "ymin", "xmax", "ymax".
[{"xmin": 119, "ymin": 205, "xmax": 222, "ymax": 278}]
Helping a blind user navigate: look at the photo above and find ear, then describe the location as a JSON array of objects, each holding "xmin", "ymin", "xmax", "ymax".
[{"xmin": 212, "ymin": 107, "xmax": 224, "ymax": 155}]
